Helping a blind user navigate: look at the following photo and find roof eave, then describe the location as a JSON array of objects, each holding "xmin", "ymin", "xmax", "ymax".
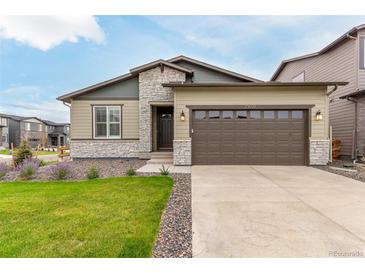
[
  {"xmin": 168, "ymin": 55, "xmax": 263, "ymax": 83},
  {"xmin": 162, "ymin": 81, "xmax": 348, "ymax": 88},
  {"xmin": 271, "ymin": 24, "xmax": 365, "ymax": 81}
]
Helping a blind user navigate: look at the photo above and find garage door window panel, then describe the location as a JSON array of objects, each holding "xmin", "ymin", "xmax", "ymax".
[
  {"xmin": 278, "ymin": 111, "xmax": 289, "ymax": 119},
  {"xmin": 208, "ymin": 111, "xmax": 220, "ymax": 119},
  {"xmin": 194, "ymin": 111, "xmax": 206, "ymax": 120},
  {"xmin": 291, "ymin": 110, "xmax": 303, "ymax": 119},
  {"xmin": 263, "ymin": 111, "xmax": 275, "ymax": 119},
  {"xmin": 249, "ymin": 111, "xmax": 261, "ymax": 119}
]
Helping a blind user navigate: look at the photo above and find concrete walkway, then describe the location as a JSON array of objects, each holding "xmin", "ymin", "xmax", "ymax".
[
  {"xmin": 192, "ymin": 165, "xmax": 365, "ymax": 257},
  {"xmin": 137, "ymin": 163, "xmax": 191, "ymax": 174}
]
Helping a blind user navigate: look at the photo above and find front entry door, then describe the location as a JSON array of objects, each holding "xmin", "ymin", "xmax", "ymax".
[{"xmin": 157, "ymin": 107, "xmax": 173, "ymax": 150}]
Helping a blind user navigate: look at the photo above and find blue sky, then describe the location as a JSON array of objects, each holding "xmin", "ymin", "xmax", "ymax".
[{"xmin": 0, "ymin": 15, "xmax": 364, "ymax": 122}]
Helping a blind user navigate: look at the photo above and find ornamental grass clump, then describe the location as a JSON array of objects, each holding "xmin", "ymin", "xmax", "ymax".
[
  {"xmin": 0, "ymin": 162, "xmax": 8, "ymax": 179},
  {"xmin": 159, "ymin": 165, "xmax": 170, "ymax": 176},
  {"xmin": 86, "ymin": 165, "xmax": 99, "ymax": 179},
  {"xmin": 126, "ymin": 168, "xmax": 136, "ymax": 176},
  {"xmin": 16, "ymin": 158, "xmax": 40, "ymax": 180},
  {"xmin": 49, "ymin": 162, "xmax": 72, "ymax": 180}
]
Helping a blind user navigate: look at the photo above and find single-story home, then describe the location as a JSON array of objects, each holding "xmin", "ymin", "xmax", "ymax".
[{"xmin": 57, "ymin": 55, "xmax": 346, "ymax": 166}]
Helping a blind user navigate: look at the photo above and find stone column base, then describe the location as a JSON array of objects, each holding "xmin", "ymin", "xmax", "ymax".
[
  {"xmin": 173, "ymin": 139, "xmax": 191, "ymax": 165},
  {"xmin": 310, "ymin": 139, "xmax": 330, "ymax": 165}
]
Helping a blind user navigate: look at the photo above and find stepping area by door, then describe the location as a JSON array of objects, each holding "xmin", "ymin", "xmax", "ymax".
[{"xmin": 192, "ymin": 165, "xmax": 365, "ymax": 257}]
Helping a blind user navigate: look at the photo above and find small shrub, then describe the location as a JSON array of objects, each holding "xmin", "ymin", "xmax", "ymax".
[
  {"xmin": 126, "ymin": 168, "xmax": 136, "ymax": 176},
  {"xmin": 86, "ymin": 165, "xmax": 99, "ymax": 179},
  {"xmin": 0, "ymin": 163, "xmax": 8, "ymax": 179},
  {"xmin": 39, "ymin": 159, "xmax": 47, "ymax": 167},
  {"xmin": 159, "ymin": 164, "xmax": 170, "ymax": 176},
  {"xmin": 13, "ymin": 140, "xmax": 33, "ymax": 166},
  {"xmin": 16, "ymin": 158, "xmax": 40, "ymax": 180},
  {"xmin": 49, "ymin": 162, "xmax": 72, "ymax": 180}
]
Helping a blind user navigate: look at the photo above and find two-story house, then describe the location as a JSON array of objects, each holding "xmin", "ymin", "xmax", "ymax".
[
  {"xmin": 0, "ymin": 113, "xmax": 70, "ymax": 149},
  {"xmin": 42, "ymin": 120, "xmax": 70, "ymax": 147},
  {"xmin": 271, "ymin": 24, "xmax": 365, "ymax": 159}
]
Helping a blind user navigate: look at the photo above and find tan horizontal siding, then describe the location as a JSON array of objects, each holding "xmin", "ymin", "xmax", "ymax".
[
  {"xmin": 276, "ymin": 38, "xmax": 357, "ymax": 155},
  {"xmin": 174, "ymin": 86, "xmax": 328, "ymax": 140},
  {"xmin": 70, "ymin": 99, "xmax": 139, "ymax": 139},
  {"xmin": 358, "ymin": 29, "xmax": 365, "ymax": 89}
]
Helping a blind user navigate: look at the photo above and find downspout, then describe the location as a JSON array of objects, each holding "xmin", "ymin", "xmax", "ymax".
[
  {"xmin": 63, "ymin": 102, "xmax": 71, "ymax": 108},
  {"xmin": 326, "ymin": 84, "xmax": 338, "ymax": 162},
  {"xmin": 345, "ymin": 96, "xmax": 358, "ymax": 161}
]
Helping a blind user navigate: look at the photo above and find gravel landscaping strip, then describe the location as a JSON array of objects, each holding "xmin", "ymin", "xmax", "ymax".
[
  {"xmin": 138, "ymin": 172, "xmax": 192, "ymax": 258},
  {"xmin": 315, "ymin": 160, "xmax": 365, "ymax": 183}
]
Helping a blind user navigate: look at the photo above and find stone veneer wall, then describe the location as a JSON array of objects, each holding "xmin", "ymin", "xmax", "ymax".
[
  {"xmin": 357, "ymin": 97, "xmax": 365, "ymax": 157},
  {"xmin": 138, "ymin": 66, "xmax": 186, "ymax": 157},
  {"xmin": 70, "ymin": 140, "xmax": 139, "ymax": 158},
  {"xmin": 310, "ymin": 139, "xmax": 330, "ymax": 165},
  {"xmin": 173, "ymin": 139, "xmax": 191, "ymax": 165}
]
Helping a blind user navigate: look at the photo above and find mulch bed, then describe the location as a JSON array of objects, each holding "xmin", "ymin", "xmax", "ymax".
[
  {"xmin": 138, "ymin": 172, "xmax": 192, "ymax": 258},
  {"xmin": 315, "ymin": 160, "xmax": 365, "ymax": 183}
]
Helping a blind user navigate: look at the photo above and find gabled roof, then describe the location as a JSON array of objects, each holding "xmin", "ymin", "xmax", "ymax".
[
  {"xmin": 57, "ymin": 55, "xmax": 262, "ymax": 103},
  {"xmin": 129, "ymin": 59, "xmax": 193, "ymax": 75},
  {"xmin": 41, "ymin": 119, "xmax": 70, "ymax": 126},
  {"xmin": 0, "ymin": 113, "xmax": 26, "ymax": 121},
  {"xmin": 0, "ymin": 113, "xmax": 67, "ymax": 125},
  {"xmin": 271, "ymin": 24, "xmax": 365, "ymax": 81},
  {"xmin": 168, "ymin": 55, "xmax": 262, "ymax": 82}
]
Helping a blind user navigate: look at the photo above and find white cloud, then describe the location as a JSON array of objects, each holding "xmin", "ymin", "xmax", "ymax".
[
  {"xmin": 0, "ymin": 100, "xmax": 69, "ymax": 123},
  {"xmin": 0, "ymin": 16, "xmax": 105, "ymax": 51},
  {"xmin": 1, "ymin": 85, "xmax": 42, "ymax": 99}
]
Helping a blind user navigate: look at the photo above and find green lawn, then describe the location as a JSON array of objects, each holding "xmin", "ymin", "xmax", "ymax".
[
  {"xmin": 33, "ymin": 150, "xmax": 58, "ymax": 156},
  {"xmin": 0, "ymin": 150, "xmax": 57, "ymax": 156},
  {"xmin": 0, "ymin": 177, "xmax": 173, "ymax": 258}
]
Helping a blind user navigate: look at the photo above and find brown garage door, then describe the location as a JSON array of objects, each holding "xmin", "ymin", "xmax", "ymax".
[{"xmin": 192, "ymin": 109, "xmax": 307, "ymax": 165}]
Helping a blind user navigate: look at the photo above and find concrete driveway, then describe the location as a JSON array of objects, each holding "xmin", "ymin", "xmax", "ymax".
[{"xmin": 192, "ymin": 166, "xmax": 365, "ymax": 257}]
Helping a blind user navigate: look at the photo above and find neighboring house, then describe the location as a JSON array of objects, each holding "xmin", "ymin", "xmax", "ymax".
[
  {"xmin": 0, "ymin": 113, "xmax": 70, "ymax": 149},
  {"xmin": 42, "ymin": 120, "xmax": 70, "ymax": 147},
  {"xmin": 271, "ymin": 24, "xmax": 365, "ymax": 159},
  {"xmin": 57, "ymin": 55, "xmax": 345, "ymax": 166}
]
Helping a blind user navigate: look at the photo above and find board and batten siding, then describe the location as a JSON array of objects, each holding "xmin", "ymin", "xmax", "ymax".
[
  {"xmin": 174, "ymin": 86, "xmax": 328, "ymax": 140},
  {"xmin": 275, "ymin": 38, "xmax": 357, "ymax": 156},
  {"xmin": 70, "ymin": 99, "xmax": 139, "ymax": 139}
]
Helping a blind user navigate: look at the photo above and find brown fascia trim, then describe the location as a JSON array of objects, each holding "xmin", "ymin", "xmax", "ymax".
[
  {"xmin": 162, "ymin": 81, "xmax": 348, "ymax": 88},
  {"xmin": 168, "ymin": 55, "xmax": 263, "ymax": 83},
  {"xmin": 339, "ymin": 89, "xmax": 365, "ymax": 99},
  {"xmin": 271, "ymin": 24, "xmax": 365, "ymax": 81},
  {"xmin": 186, "ymin": 104, "xmax": 315, "ymax": 110},
  {"xmin": 129, "ymin": 59, "xmax": 193, "ymax": 75}
]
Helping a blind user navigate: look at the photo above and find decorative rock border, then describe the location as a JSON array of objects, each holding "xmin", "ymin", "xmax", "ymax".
[{"xmin": 138, "ymin": 172, "xmax": 192, "ymax": 258}]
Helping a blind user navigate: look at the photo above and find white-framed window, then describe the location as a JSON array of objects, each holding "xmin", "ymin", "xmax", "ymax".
[
  {"xmin": 291, "ymin": 71, "xmax": 305, "ymax": 82},
  {"xmin": 0, "ymin": 118, "xmax": 7, "ymax": 126},
  {"xmin": 38, "ymin": 124, "xmax": 42, "ymax": 131},
  {"xmin": 93, "ymin": 106, "xmax": 121, "ymax": 139},
  {"xmin": 25, "ymin": 122, "xmax": 31, "ymax": 131}
]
